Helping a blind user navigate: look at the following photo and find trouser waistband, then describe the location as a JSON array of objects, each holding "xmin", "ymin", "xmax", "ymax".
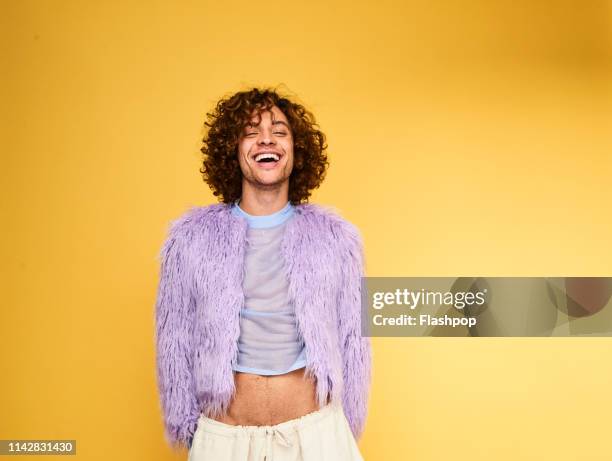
[{"xmin": 198, "ymin": 401, "xmax": 339, "ymax": 439}]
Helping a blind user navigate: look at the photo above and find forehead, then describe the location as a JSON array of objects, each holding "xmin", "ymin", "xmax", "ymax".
[{"xmin": 246, "ymin": 105, "xmax": 288, "ymax": 125}]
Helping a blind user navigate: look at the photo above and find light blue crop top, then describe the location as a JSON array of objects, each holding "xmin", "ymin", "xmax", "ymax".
[{"xmin": 230, "ymin": 199, "xmax": 307, "ymax": 375}]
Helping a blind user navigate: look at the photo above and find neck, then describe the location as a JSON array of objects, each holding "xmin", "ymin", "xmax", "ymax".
[{"xmin": 238, "ymin": 182, "xmax": 290, "ymax": 216}]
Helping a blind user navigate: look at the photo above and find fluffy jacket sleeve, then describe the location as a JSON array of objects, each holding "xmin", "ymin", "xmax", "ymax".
[
  {"xmin": 336, "ymin": 220, "xmax": 372, "ymax": 440},
  {"xmin": 154, "ymin": 219, "xmax": 201, "ymax": 450}
]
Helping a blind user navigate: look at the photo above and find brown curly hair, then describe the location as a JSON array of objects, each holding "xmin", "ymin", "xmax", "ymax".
[{"xmin": 199, "ymin": 87, "xmax": 329, "ymax": 205}]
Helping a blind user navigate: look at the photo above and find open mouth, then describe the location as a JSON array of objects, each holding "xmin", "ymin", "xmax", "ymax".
[{"xmin": 254, "ymin": 152, "xmax": 281, "ymax": 164}]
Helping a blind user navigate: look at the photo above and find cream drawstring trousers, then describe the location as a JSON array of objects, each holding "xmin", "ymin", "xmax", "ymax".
[{"xmin": 187, "ymin": 401, "xmax": 364, "ymax": 461}]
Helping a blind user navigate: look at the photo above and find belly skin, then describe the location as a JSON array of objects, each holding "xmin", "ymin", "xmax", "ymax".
[{"xmin": 211, "ymin": 367, "xmax": 326, "ymax": 426}]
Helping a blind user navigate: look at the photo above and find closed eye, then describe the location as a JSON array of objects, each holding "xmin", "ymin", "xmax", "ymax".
[{"xmin": 244, "ymin": 131, "xmax": 287, "ymax": 137}]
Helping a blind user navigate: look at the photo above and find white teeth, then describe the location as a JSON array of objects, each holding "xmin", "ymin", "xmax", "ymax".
[{"xmin": 254, "ymin": 152, "xmax": 280, "ymax": 162}]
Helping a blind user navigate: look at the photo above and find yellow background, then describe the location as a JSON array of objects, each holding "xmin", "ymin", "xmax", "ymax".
[{"xmin": 2, "ymin": 1, "xmax": 611, "ymax": 460}]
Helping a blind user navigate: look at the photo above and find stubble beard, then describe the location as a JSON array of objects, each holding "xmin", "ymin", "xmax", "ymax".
[{"xmin": 243, "ymin": 166, "xmax": 291, "ymax": 192}]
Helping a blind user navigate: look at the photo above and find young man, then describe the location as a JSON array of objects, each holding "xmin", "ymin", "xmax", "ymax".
[{"xmin": 155, "ymin": 87, "xmax": 372, "ymax": 460}]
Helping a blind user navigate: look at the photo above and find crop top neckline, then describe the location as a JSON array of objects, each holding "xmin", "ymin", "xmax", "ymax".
[{"xmin": 231, "ymin": 199, "xmax": 295, "ymax": 229}]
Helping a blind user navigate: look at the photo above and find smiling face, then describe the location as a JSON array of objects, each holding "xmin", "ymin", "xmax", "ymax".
[{"xmin": 237, "ymin": 105, "xmax": 294, "ymax": 194}]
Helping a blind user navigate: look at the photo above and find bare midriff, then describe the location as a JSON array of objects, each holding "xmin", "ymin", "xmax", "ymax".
[{"xmin": 211, "ymin": 367, "xmax": 327, "ymax": 426}]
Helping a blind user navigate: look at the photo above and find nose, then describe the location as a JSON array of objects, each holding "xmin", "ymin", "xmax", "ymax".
[
  {"xmin": 258, "ymin": 137, "xmax": 274, "ymax": 146},
  {"xmin": 257, "ymin": 129, "xmax": 275, "ymax": 146}
]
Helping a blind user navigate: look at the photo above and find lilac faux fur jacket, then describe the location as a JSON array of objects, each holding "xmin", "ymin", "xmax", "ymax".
[{"xmin": 154, "ymin": 202, "xmax": 372, "ymax": 449}]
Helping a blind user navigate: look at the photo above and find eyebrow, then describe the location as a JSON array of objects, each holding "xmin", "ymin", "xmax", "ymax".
[{"xmin": 246, "ymin": 120, "xmax": 290, "ymax": 129}]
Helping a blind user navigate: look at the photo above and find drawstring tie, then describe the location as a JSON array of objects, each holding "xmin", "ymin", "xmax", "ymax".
[{"xmin": 262, "ymin": 426, "xmax": 293, "ymax": 460}]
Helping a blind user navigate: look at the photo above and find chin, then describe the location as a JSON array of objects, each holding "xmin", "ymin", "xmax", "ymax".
[{"xmin": 255, "ymin": 175, "xmax": 289, "ymax": 186}]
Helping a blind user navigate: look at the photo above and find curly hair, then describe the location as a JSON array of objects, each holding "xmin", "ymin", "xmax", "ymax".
[{"xmin": 199, "ymin": 87, "xmax": 329, "ymax": 205}]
